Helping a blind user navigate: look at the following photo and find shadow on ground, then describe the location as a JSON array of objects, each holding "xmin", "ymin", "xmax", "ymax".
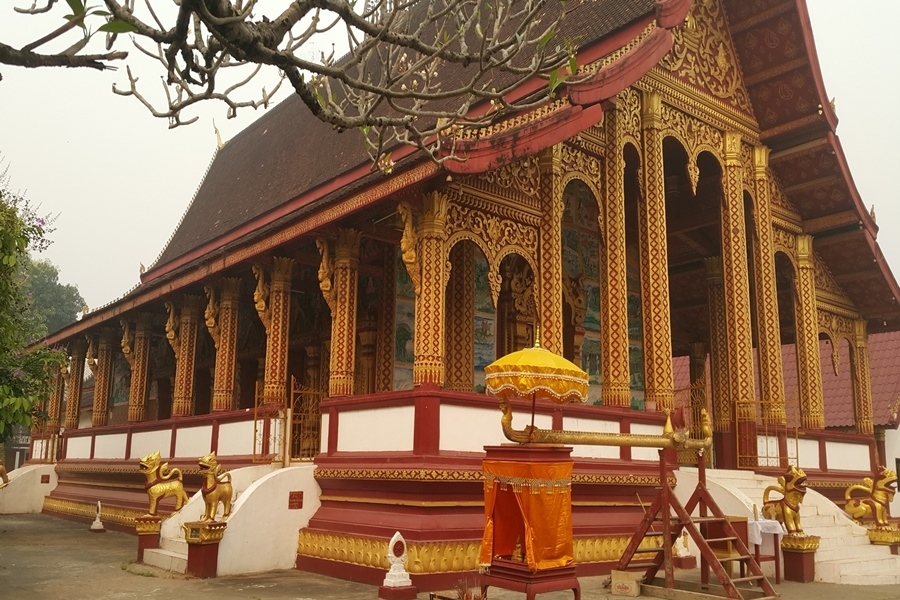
[{"xmin": 0, "ymin": 514, "xmax": 898, "ymax": 600}]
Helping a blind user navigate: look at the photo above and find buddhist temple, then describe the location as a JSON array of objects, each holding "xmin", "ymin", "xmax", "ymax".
[{"xmin": 18, "ymin": 0, "xmax": 900, "ymax": 589}]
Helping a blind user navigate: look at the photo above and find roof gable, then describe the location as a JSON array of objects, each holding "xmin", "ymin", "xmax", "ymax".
[{"xmin": 659, "ymin": 0, "xmax": 755, "ymax": 119}]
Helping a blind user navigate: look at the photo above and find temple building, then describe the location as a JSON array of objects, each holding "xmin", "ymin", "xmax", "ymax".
[{"xmin": 24, "ymin": 0, "xmax": 900, "ymax": 589}]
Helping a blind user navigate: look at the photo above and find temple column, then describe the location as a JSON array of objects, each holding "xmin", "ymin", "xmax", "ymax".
[
  {"xmin": 563, "ymin": 272, "xmax": 586, "ymax": 367},
  {"xmin": 325, "ymin": 230, "xmax": 361, "ymax": 396},
  {"xmin": 688, "ymin": 342, "xmax": 708, "ymax": 437},
  {"xmin": 706, "ymin": 257, "xmax": 734, "ymax": 466},
  {"xmin": 127, "ymin": 314, "xmax": 153, "ymax": 423},
  {"xmin": 510, "ymin": 261, "xmax": 536, "ymax": 352},
  {"xmin": 64, "ymin": 339, "xmax": 86, "ymax": 430},
  {"xmin": 304, "ymin": 344, "xmax": 321, "ymax": 390},
  {"xmin": 794, "ymin": 235, "xmax": 825, "ymax": 429},
  {"xmin": 638, "ymin": 91, "xmax": 674, "ymax": 412},
  {"xmin": 851, "ymin": 320, "xmax": 874, "ymax": 435},
  {"xmin": 91, "ymin": 328, "xmax": 115, "ymax": 427},
  {"xmin": 355, "ymin": 320, "xmax": 377, "ymax": 395},
  {"xmin": 46, "ymin": 365, "xmax": 64, "ymax": 432},
  {"xmin": 601, "ymin": 106, "xmax": 631, "ymax": 407},
  {"xmin": 47, "ymin": 365, "xmax": 65, "ymax": 432},
  {"xmin": 413, "ymin": 193, "xmax": 449, "ymax": 386},
  {"xmin": 721, "ymin": 132, "xmax": 757, "ymax": 468},
  {"xmin": 374, "ymin": 246, "xmax": 396, "ymax": 392},
  {"xmin": 445, "ymin": 242, "xmax": 475, "ymax": 392},
  {"xmin": 209, "ymin": 278, "xmax": 241, "ymax": 412},
  {"xmin": 260, "ymin": 257, "xmax": 295, "ymax": 407},
  {"xmin": 538, "ymin": 149, "xmax": 564, "ymax": 355},
  {"xmin": 168, "ymin": 295, "xmax": 203, "ymax": 418},
  {"xmin": 752, "ymin": 146, "xmax": 786, "ymax": 425}
]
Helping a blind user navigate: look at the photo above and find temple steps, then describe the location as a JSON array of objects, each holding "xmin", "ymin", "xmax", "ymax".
[
  {"xmin": 686, "ymin": 468, "xmax": 900, "ymax": 585},
  {"xmin": 141, "ymin": 464, "xmax": 320, "ymax": 577},
  {"xmin": 143, "ymin": 548, "xmax": 187, "ymax": 574}
]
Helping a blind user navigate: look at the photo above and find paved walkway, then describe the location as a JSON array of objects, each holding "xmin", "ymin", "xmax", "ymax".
[{"xmin": 1, "ymin": 514, "xmax": 899, "ymax": 600}]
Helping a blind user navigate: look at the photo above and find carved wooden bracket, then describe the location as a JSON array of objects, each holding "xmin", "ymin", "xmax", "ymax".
[
  {"xmin": 316, "ymin": 239, "xmax": 336, "ymax": 314},
  {"xmin": 251, "ymin": 264, "xmax": 271, "ymax": 332},
  {"xmin": 397, "ymin": 201, "xmax": 421, "ymax": 296},
  {"xmin": 204, "ymin": 284, "xmax": 221, "ymax": 349},
  {"xmin": 164, "ymin": 301, "xmax": 180, "ymax": 353}
]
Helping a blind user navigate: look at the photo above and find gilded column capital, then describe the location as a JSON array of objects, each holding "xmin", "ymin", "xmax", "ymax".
[
  {"xmin": 704, "ymin": 256, "xmax": 723, "ymax": 282},
  {"xmin": 723, "ymin": 131, "xmax": 742, "ymax": 167},
  {"xmin": 181, "ymin": 294, "xmax": 205, "ymax": 319},
  {"xmin": 753, "ymin": 145, "xmax": 770, "ymax": 175},
  {"xmin": 421, "ymin": 191, "xmax": 449, "ymax": 235},
  {"xmin": 271, "ymin": 256, "xmax": 296, "ymax": 289},
  {"xmin": 853, "ymin": 319, "xmax": 868, "ymax": 346},
  {"xmin": 335, "ymin": 229, "xmax": 362, "ymax": 264},
  {"xmin": 641, "ymin": 90, "xmax": 663, "ymax": 130},
  {"xmin": 68, "ymin": 337, "xmax": 88, "ymax": 357},
  {"xmin": 689, "ymin": 342, "xmax": 707, "ymax": 360},
  {"xmin": 795, "ymin": 234, "xmax": 814, "ymax": 266},
  {"xmin": 221, "ymin": 277, "xmax": 242, "ymax": 303}
]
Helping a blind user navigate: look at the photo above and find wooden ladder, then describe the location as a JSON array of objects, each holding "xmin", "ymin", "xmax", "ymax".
[{"xmin": 615, "ymin": 451, "xmax": 778, "ymax": 600}]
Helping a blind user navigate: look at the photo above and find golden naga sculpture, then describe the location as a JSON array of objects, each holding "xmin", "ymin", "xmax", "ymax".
[
  {"xmin": 844, "ymin": 466, "xmax": 898, "ymax": 528},
  {"xmin": 139, "ymin": 451, "xmax": 190, "ymax": 516},
  {"xmin": 0, "ymin": 459, "xmax": 8, "ymax": 489},
  {"xmin": 199, "ymin": 451, "xmax": 233, "ymax": 522},
  {"xmin": 498, "ymin": 396, "xmax": 713, "ymax": 450},
  {"xmin": 762, "ymin": 465, "xmax": 808, "ymax": 535}
]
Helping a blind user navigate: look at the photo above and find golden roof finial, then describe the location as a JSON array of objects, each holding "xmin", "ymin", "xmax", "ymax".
[
  {"xmin": 533, "ymin": 324, "xmax": 541, "ymax": 348},
  {"xmin": 214, "ymin": 120, "xmax": 224, "ymax": 150}
]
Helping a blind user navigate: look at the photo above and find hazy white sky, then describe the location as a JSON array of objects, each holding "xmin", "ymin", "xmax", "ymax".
[{"xmin": 0, "ymin": 1, "xmax": 898, "ymax": 312}]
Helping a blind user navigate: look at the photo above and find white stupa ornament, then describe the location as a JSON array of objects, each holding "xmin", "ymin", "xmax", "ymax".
[{"xmin": 383, "ymin": 531, "xmax": 412, "ymax": 587}]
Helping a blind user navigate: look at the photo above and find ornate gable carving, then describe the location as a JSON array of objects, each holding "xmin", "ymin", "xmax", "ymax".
[
  {"xmin": 474, "ymin": 155, "xmax": 542, "ymax": 208},
  {"xmin": 661, "ymin": 0, "xmax": 753, "ymax": 117}
]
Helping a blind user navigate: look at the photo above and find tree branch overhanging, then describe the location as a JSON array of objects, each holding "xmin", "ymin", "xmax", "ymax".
[{"xmin": 3, "ymin": 0, "xmax": 591, "ymax": 166}]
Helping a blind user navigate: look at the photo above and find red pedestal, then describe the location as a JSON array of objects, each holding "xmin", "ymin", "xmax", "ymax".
[
  {"xmin": 136, "ymin": 532, "xmax": 159, "ymax": 562},
  {"xmin": 377, "ymin": 585, "xmax": 418, "ymax": 600},
  {"xmin": 782, "ymin": 548, "xmax": 815, "ymax": 583},
  {"xmin": 186, "ymin": 541, "xmax": 220, "ymax": 579},
  {"xmin": 481, "ymin": 559, "xmax": 581, "ymax": 600},
  {"xmin": 134, "ymin": 515, "xmax": 162, "ymax": 562},
  {"xmin": 672, "ymin": 555, "xmax": 696, "ymax": 570}
]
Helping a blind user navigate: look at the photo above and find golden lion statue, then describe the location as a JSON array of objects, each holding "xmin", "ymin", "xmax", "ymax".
[
  {"xmin": 762, "ymin": 465, "xmax": 808, "ymax": 535},
  {"xmin": 845, "ymin": 466, "xmax": 898, "ymax": 528},
  {"xmin": 199, "ymin": 451, "xmax": 233, "ymax": 522},
  {"xmin": 139, "ymin": 451, "xmax": 189, "ymax": 516}
]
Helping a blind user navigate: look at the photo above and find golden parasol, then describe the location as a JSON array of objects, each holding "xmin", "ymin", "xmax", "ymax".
[{"xmin": 484, "ymin": 335, "xmax": 588, "ymax": 437}]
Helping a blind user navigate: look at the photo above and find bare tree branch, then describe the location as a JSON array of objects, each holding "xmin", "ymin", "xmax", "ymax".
[{"xmin": 1, "ymin": 0, "xmax": 591, "ymax": 165}]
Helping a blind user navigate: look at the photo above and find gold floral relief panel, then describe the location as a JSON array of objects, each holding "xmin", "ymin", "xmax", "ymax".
[{"xmin": 660, "ymin": 0, "xmax": 754, "ymax": 116}]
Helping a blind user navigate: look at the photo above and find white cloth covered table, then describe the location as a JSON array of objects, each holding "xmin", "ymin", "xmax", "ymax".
[{"xmin": 748, "ymin": 518, "xmax": 785, "ymax": 546}]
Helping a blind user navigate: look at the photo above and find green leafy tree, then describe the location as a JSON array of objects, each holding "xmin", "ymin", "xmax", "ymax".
[
  {"xmin": 0, "ymin": 170, "xmax": 65, "ymax": 443},
  {"xmin": 21, "ymin": 255, "xmax": 86, "ymax": 341}
]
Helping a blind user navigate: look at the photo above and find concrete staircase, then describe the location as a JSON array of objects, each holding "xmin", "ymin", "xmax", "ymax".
[
  {"xmin": 142, "ymin": 463, "xmax": 321, "ymax": 576},
  {"xmin": 681, "ymin": 468, "xmax": 900, "ymax": 585},
  {"xmin": 144, "ymin": 536, "xmax": 188, "ymax": 573}
]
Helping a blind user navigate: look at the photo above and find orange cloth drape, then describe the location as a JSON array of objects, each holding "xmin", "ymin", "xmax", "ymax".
[{"xmin": 478, "ymin": 459, "xmax": 573, "ymax": 572}]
